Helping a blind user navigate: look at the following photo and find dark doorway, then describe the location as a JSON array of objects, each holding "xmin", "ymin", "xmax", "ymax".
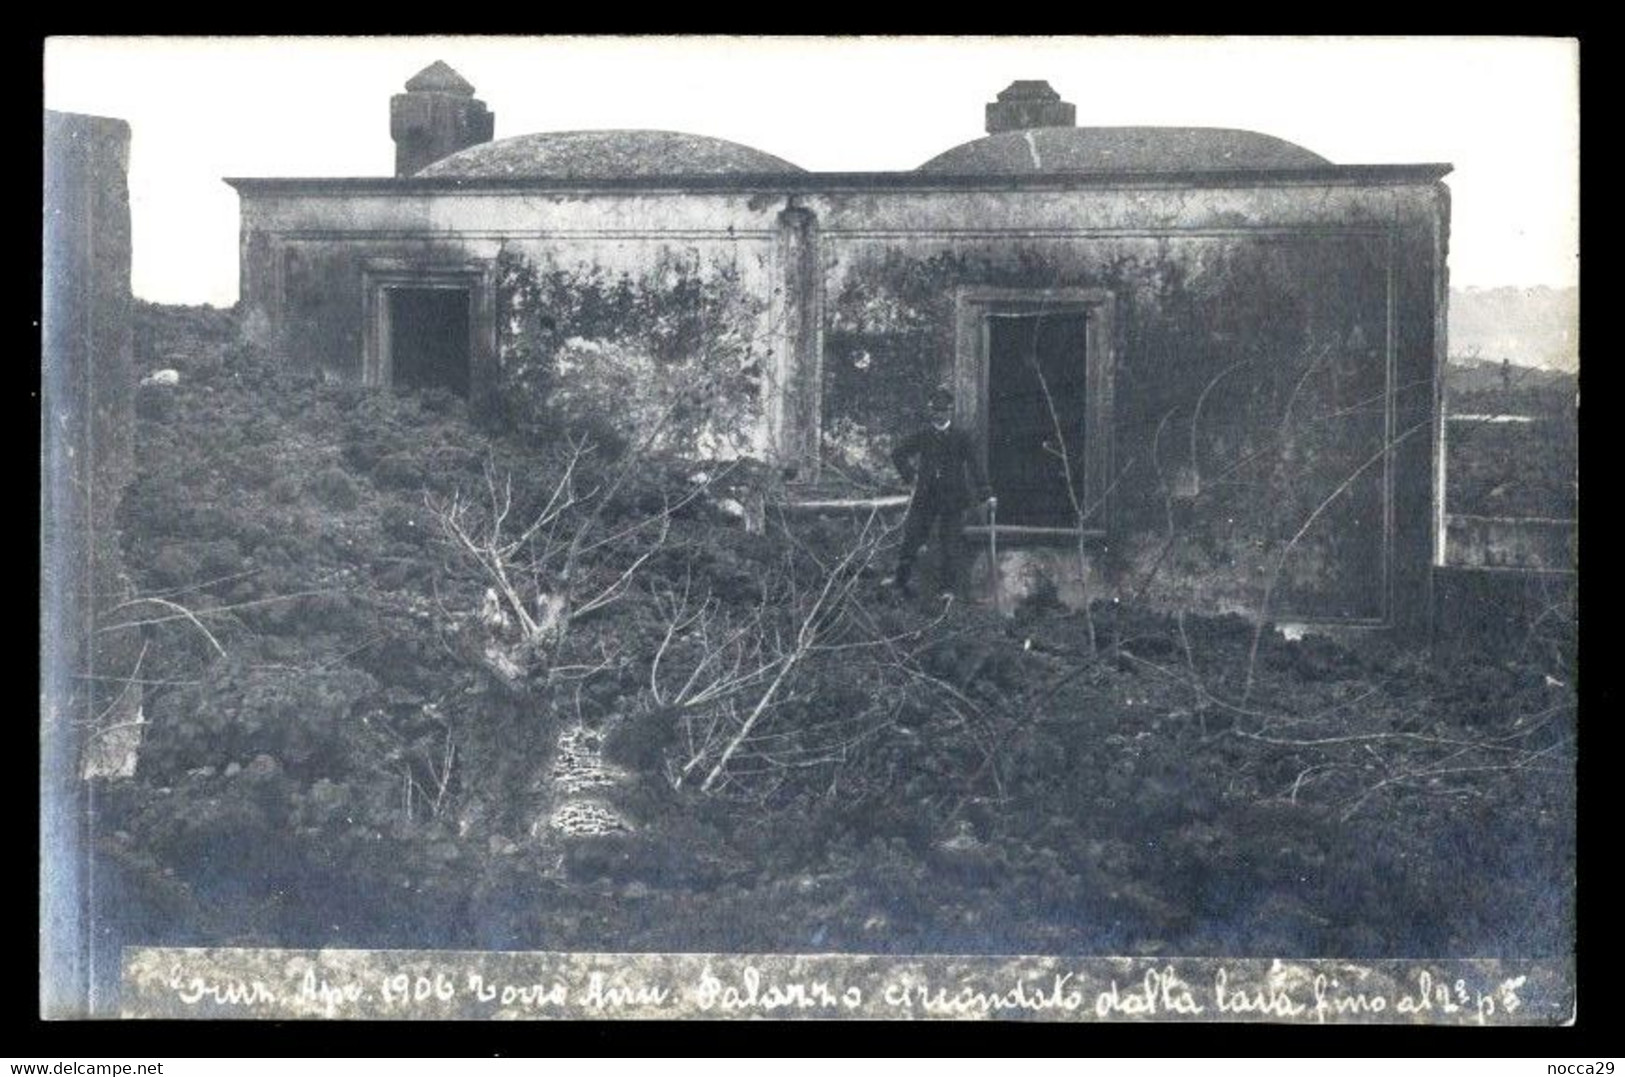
[
  {"xmin": 986, "ymin": 310, "xmax": 1089, "ymax": 527},
  {"xmin": 389, "ymin": 287, "xmax": 470, "ymax": 396}
]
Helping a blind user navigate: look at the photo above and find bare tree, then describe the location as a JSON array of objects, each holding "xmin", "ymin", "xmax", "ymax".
[
  {"xmin": 429, "ymin": 430, "xmax": 732, "ymax": 687},
  {"xmin": 626, "ymin": 503, "xmax": 992, "ymax": 800}
]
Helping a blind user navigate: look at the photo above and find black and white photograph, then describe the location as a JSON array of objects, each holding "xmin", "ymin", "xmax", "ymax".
[{"xmin": 41, "ymin": 35, "xmax": 1579, "ymax": 1024}]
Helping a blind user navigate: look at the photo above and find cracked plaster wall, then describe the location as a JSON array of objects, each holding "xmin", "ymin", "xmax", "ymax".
[{"xmin": 238, "ymin": 178, "xmax": 1444, "ymax": 627}]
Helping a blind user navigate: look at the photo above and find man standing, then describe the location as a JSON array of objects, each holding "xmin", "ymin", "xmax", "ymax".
[{"xmin": 889, "ymin": 386, "xmax": 996, "ymax": 598}]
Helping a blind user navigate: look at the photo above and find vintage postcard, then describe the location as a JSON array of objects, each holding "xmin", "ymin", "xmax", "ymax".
[{"xmin": 41, "ymin": 36, "xmax": 1578, "ymax": 1023}]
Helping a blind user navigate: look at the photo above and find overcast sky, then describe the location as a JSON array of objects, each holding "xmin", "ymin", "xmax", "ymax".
[{"xmin": 45, "ymin": 36, "xmax": 1578, "ymax": 306}]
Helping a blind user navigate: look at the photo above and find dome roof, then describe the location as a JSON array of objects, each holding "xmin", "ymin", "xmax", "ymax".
[
  {"xmin": 918, "ymin": 126, "xmax": 1330, "ymax": 174},
  {"xmin": 416, "ymin": 130, "xmax": 805, "ymax": 179}
]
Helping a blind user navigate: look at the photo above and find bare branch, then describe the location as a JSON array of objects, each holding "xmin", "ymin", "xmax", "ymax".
[
  {"xmin": 100, "ymin": 596, "xmax": 227, "ymax": 657},
  {"xmin": 1242, "ymin": 419, "xmax": 1431, "ymax": 700}
]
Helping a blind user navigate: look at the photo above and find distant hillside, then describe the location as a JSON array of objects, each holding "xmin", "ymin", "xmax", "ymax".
[
  {"xmin": 1449, "ymin": 286, "xmax": 1578, "ymax": 371},
  {"xmin": 1446, "ymin": 359, "xmax": 1576, "ymax": 402},
  {"xmin": 1449, "ymin": 357, "xmax": 1573, "ymax": 425}
]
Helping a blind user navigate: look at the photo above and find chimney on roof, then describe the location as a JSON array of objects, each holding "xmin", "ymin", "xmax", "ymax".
[
  {"xmin": 389, "ymin": 61, "xmax": 495, "ymax": 177},
  {"xmin": 985, "ymin": 80, "xmax": 1076, "ymax": 135}
]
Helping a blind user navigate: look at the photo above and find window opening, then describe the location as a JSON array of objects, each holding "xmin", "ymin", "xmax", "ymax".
[{"xmin": 387, "ymin": 287, "xmax": 471, "ymax": 397}]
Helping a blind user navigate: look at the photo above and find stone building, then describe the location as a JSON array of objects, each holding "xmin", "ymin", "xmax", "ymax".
[{"xmin": 229, "ymin": 64, "xmax": 1451, "ymax": 632}]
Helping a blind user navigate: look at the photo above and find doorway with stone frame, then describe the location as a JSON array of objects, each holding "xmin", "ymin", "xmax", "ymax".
[
  {"xmin": 954, "ymin": 287, "xmax": 1116, "ymax": 536},
  {"xmin": 362, "ymin": 259, "xmax": 495, "ymax": 399},
  {"xmin": 386, "ymin": 286, "xmax": 472, "ymax": 396}
]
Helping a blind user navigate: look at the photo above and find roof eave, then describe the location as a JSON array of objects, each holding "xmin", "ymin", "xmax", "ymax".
[{"xmin": 225, "ymin": 163, "xmax": 1453, "ymax": 195}]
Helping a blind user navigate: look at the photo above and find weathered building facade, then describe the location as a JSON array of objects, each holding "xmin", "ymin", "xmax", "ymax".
[{"xmin": 230, "ymin": 67, "xmax": 1450, "ymax": 631}]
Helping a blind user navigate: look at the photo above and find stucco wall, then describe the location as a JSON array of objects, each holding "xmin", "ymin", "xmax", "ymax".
[
  {"xmin": 818, "ymin": 231, "xmax": 1394, "ymax": 620},
  {"xmin": 238, "ymin": 190, "xmax": 785, "ymax": 459},
  {"xmin": 804, "ymin": 181, "xmax": 1441, "ymax": 628},
  {"xmin": 234, "ymin": 174, "xmax": 1444, "ymax": 628}
]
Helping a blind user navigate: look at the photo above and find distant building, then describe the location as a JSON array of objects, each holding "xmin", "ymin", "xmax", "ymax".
[{"xmin": 229, "ymin": 64, "xmax": 1451, "ymax": 631}]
